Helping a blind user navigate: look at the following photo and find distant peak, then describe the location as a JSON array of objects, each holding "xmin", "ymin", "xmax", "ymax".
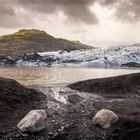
[
  {"xmin": 133, "ymin": 43, "xmax": 140, "ymax": 46},
  {"xmin": 17, "ymin": 29, "xmax": 46, "ymax": 35},
  {"xmin": 1, "ymin": 29, "xmax": 47, "ymax": 38}
]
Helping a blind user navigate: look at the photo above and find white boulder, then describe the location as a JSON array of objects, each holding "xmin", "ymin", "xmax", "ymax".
[
  {"xmin": 93, "ymin": 109, "xmax": 119, "ymax": 129},
  {"xmin": 17, "ymin": 109, "xmax": 47, "ymax": 133}
]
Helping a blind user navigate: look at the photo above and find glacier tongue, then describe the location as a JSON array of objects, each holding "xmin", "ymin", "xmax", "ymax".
[
  {"xmin": 37, "ymin": 46, "xmax": 140, "ymax": 68},
  {"xmin": 1, "ymin": 45, "xmax": 140, "ymax": 68}
]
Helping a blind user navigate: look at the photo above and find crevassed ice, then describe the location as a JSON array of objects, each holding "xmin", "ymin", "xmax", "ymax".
[{"xmin": 16, "ymin": 45, "xmax": 140, "ymax": 67}]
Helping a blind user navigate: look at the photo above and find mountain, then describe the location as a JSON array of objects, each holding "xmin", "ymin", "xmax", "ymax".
[
  {"xmin": 133, "ymin": 43, "xmax": 140, "ymax": 47},
  {"xmin": 0, "ymin": 29, "xmax": 93, "ymax": 55}
]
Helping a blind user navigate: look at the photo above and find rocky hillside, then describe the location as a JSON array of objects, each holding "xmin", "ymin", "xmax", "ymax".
[{"xmin": 0, "ymin": 29, "xmax": 93, "ymax": 55}]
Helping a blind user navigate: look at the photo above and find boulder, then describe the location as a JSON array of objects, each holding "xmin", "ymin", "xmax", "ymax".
[
  {"xmin": 67, "ymin": 94, "xmax": 84, "ymax": 104},
  {"xmin": 93, "ymin": 109, "xmax": 119, "ymax": 129},
  {"xmin": 17, "ymin": 109, "xmax": 47, "ymax": 133}
]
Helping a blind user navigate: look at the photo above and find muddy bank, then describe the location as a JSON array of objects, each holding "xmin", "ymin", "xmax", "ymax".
[{"xmin": 0, "ymin": 77, "xmax": 45, "ymax": 137}]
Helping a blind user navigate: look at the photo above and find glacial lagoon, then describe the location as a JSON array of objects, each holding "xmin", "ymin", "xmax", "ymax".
[{"xmin": 0, "ymin": 66, "xmax": 140, "ymax": 85}]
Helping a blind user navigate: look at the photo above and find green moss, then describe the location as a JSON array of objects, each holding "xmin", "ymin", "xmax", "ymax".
[
  {"xmin": 72, "ymin": 40, "xmax": 82, "ymax": 44},
  {"xmin": 1, "ymin": 29, "xmax": 46, "ymax": 39}
]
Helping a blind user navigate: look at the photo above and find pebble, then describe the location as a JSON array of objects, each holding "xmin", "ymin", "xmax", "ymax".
[{"xmin": 51, "ymin": 120, "xmax": 56, "ymax": 123}]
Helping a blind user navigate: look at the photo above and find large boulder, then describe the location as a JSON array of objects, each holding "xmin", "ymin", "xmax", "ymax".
[
  {"xmin": 17, "ymin": 109, "xmax": 47, "ymax": 133},
  {"xmin": 93, "ymin": 109, "xmax": 119, "ymax": 129}
]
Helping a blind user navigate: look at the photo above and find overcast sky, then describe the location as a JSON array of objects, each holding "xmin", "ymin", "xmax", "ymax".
[{"xmin": 0, "ymin": 0, "xmax": 140, "ymax": 47}]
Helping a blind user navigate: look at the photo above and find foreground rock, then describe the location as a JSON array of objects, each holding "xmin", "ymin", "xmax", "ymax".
[
  {"xmin": 0, "ymin": 77, "xmax": 45, "ymax": 131},
  {"xmin": 17, "ymin": 109, "xmax": 47, "ymax": 133},
  {"xmin": 68, "ymin": 73, "xmax": 140, "ymax": 94},
  {"xmin": 93, "ymin": 109, "xmax": 119, "ymax": 129}
]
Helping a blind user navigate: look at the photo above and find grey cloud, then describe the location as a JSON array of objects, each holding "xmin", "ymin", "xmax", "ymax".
[
  {"xmin": 0, "ymin": 0, "xmax": 34, "ymax": 28},
  {"xmin": 0, "ymin": 3, "xmax": 18, "ymax": 28},
  {"xmin": 100, "ymin": 0, "xmax": 140, "ymax": 22},
  {"xmin": 116, "ymin": 0, "xmax": 140, "ymax": 22},
  {"xmin": 0, "ymin": 0, "xmax": 140, "ymax": 28},
  {"xmin": 99, "ymin": 0, "xmax": 118, "ymax": 6},
  {"xmin": 15, "ymin": 0, "xmax": 98, "ymax": 24},
  {"xmin": 15, "ymin": 0, "xmax": 140, "ymax": 23}
]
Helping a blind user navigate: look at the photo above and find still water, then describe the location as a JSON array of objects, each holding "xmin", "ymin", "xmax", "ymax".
[{"xmin": 0, "ymin": 66, "xmax": 140, "ymax": 85}]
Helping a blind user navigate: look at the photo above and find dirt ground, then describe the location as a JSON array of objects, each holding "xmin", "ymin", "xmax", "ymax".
[{"xmin": 0, "ymin": 73, "xmax": 140, "ymax": 140}]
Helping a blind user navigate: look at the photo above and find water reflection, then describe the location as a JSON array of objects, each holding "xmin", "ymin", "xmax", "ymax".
[{"xmin": 0, "ymin": 66, "xmax": 140, "ymax": 85}]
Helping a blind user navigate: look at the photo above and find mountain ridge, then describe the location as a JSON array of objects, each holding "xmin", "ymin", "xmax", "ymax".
[{"xmin": 0, "ymin": 29, "xmax": 93, "ymax": 55}]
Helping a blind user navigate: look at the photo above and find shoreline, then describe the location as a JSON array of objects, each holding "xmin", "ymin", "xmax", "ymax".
[
  {"xmin": 0, "ymin": 66, "xmax": 140, "ymax": 86},
  {"xmin": 0, "ymin": 64, "xmax": 140, "ymax": 69}
]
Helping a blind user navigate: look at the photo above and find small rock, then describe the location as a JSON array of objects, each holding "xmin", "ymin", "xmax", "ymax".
[
  {"xmin": 81, "ymin": 110, "xmax": 86, "ymax": 113},
  {"xmin": 93, "ymin": 109, "xmax": 119, "ymax": 129},
  {"xmin": 49, "ymin": 132, "xmax": 53, "ymax": 136},
  {"xmin": 67, "ymin": 94, "xmax": 83, "ymax": 103},
  {"xmin": 51, "ymin": 120, "xmax": 56, "ymax": 123},
  {"xmin": 17, "ymin": 109, "xmax": 47, "ymax": 133}
]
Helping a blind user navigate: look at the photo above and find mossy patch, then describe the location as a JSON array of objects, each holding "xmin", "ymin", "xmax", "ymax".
[{"xmin": 1, "ymin": 29, "xmax": 46, "ymax": 39}]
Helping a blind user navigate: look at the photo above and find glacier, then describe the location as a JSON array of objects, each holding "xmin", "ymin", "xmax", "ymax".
[{"xmin": 0, "ymin": 45, "xmax": 140, "ymax": 68}]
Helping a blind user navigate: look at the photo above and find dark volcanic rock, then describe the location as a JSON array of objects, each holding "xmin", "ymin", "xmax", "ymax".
[
  {"xmin": 0, "ymin": 55, "xmax": 17, "ymax": 64},
  {"xmin": 67, "ymin": 94, "xmax": 84, "ymax": 104},
  {"xmin": 0, "ymin": 77, "xmax": 45, "ymax": 131},
  {"xmin": 22, "ymin": 53, "xmax": 42, "ymax": 61},
  {"xmin": 106, "ymin": 119, "xmax": 140, "ymax": 140},
  {"xmin": 121, "ymin": 62, "xmax": 140, "ymax": 67},
  {"xmin": 68, "ymin": 73, "xmax": 140, "ymax": 94}
]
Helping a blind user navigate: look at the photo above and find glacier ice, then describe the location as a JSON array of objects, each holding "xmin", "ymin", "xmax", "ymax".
[{"xmin": 1, "ymin": 45, "xmax": 140, "ymax": 68}]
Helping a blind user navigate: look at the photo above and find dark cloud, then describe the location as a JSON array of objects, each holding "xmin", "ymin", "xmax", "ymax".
[
  {"xmin": 15, "ymin": 0, "xmax": 140, "ymax": 23},
  {"xmin": 0, "ymin": 0, "xmax": 140, "ymax": 28},
  {"xmin": 0, "ymin": 1, "xmax": 17, "ymax": 28},
  {"xmin": 0, "ymin": 0, "xmax": 33, "ymax": 28},
  {"xmin": 116, "ymin": 0, "xmax": 140, "ymax": 22},
  {"xmin": 100, "ymin": 0, "xmax": 140, "ymax": 22},
  {"xmin": 15, "ymin": 0, "xmax": 98, "ymax": 24},
  {"xmin": 99, "ymin": 0, "xmax": 118, "ymax": 6}
]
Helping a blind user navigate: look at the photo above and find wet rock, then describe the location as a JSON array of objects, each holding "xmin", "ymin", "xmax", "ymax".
[
  {"xmin": 67, "ymin": 94, "xmax": 84, "ymax": 104},
  {"xmin": 17, "ymin": 109, "xmax": 47, "ymax": 133},
  {"xmin": 93, "ymin": 109, "xmax": 119, "ymax": 129},
  {"xmin": 121, "ymin": 62, "xmax": 140, "ymax": 67}
]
